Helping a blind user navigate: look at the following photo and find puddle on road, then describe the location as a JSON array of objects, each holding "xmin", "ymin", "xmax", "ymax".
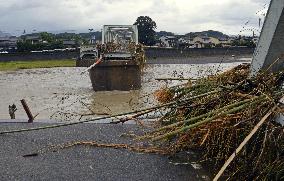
[{"xmin": 0, "ymin": 62, "xmax": 245, "ymax": 121}]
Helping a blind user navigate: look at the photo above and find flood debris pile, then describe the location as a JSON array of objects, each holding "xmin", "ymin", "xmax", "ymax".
[
  {"xmin": 129, "ymin": 43, "xmax": 146, "ymax": 69},
  {"xmin": 96, "ymin": 42, "xmax": 121, "ymax": 54},
  {"xmin": 141, "ymin": 63, "xmax": 284, "ymax": 180},
  {"xmin": 96, "ymin": 42, "xmax": 146, "ymax": 68}
]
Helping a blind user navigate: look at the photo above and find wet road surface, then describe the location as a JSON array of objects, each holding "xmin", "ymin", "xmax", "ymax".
[{"xmin": 0, "ymin": 122, "xmax": 210, "ymax": 181}]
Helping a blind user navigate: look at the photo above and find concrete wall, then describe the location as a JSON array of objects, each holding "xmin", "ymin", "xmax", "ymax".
[
  {"xmin": 0, "ymin": 51, "xmax": 79, "ymax": 62},
  {"xmin": 0, "ymin": 47, "xmax": 254, "ymax": 63},
  {"xmin": 145, "ymin": 47, "xmax": 254, "ymax": 59}
]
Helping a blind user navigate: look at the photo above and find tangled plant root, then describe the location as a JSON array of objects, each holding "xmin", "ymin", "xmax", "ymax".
[{"xmin": 154, "ymin": 87, "xmax": 175, "ymax": 104}]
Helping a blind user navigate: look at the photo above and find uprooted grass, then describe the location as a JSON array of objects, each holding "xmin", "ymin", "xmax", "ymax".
[{"xmin": 141, "ymin": 63, "xmax": 284, "ymax": 180}]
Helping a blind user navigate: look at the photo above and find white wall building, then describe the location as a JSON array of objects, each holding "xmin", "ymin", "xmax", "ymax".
[{"xmin": 159, "ymin": 36, "xmax": 178, "ymax": 47}]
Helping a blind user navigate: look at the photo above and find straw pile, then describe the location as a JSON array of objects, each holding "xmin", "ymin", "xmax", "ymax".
[{"xmin": 142, "ymin": 63, "xmax": 284, "ymax": 180}]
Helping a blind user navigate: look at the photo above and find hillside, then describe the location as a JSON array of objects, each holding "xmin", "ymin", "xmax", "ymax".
[{"xmin": 185, "ymin": 30, "xmax": 229, "ymax": 39}]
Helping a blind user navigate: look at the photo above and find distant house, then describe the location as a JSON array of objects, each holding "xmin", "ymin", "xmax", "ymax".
[
  {"xmin": 192, "ymin": 36, "xmax": 223, "ymax": 48},
  {"xmin": 193, "ymin": 41, "xmax": 204, "ymax": 48},
  {"xmin": 193, "ymin": 36, "xmax": 211, "ymax": 48},
  {"xmin": 218, "ymin": 38, "xmax": 231, "ymax": 47},
  {"xmin": 178, "ymin": 36, "xmax": 192, "ymax": 44},
  {"xmin": 159, "ymin": 36, "xmax": 178, "ymax": 47},
  {"xmin": 178, "ymin": 36, "xmax": 195, "ymax": 49},
  {"xmin": 25, "ymin": 35, "xmax": 42, "ymax": 44},
  {"xmin": 193, "ymin": 36, "xmax": 211, "ymax": 45},
  {"xmin": 209, "ymin": 37, "xmax": 220, "ymax": 45},
  {"xmin": 0, "ymin": 36, "xmax": 18, "ymax": 51},
  {"xmin": 63, "ymin": 40, "xmax": 76, "ymax": 48}
]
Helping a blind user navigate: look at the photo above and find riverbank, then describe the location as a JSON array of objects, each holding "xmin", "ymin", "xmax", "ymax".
[
  {"xmin": 0, "ymin": 59, "xmax": 75, "ymax": 71},
  {"xmin": 0, "ymin": 47, "xmax": 254, "ymax": 62},
  {"xmin": 76, "ymin": 55, "xmax": 252, "ymax": 67}
]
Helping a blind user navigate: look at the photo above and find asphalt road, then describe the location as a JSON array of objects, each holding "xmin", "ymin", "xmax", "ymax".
[{"xmin": 0, "ymin": 121, "xmax": 209, "ymax": 181}]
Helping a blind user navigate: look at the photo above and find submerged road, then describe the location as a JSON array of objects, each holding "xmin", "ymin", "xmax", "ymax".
[{"xmin": 0, "ymin": 121, "xmax": 209, "ymax": 181}]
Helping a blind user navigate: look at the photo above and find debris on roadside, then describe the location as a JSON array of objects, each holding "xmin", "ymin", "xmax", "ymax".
[{"xmin": 139, "ymin": 63, "xmax": 284, "ymax": 180}]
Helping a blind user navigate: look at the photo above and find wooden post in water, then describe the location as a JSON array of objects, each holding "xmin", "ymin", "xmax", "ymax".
[{"xmin": 20, "ymin": 99, "xmax": 34, "ymax": 123}]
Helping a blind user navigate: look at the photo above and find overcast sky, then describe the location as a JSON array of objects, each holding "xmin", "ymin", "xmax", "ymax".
[{"xmin": 0, "ymin": 0, "xmax": 270, "ymax": 36}]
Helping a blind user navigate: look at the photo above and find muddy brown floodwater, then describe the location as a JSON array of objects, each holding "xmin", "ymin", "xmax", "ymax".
[{"xmin": 0, "ymin": 61, "xmax": 248, "ymax": 122}]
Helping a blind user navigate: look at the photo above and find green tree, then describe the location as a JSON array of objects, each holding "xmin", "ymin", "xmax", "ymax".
[
  {"xmin": 231, "ymin": 39, "xmax": 256, "ymax": 48},
  {"xmin": 16, "ymin": 41, "xmax": 46, "ymax": 52},
  {"xmin": 40, "ymin": 32, "xmax": 55, "ymax": 43},
  {"xmin": 134, "ymin": 16, "xmax": 157, "ymax": 46},
  {"xmin": 50, "ymin": 40, "xmax": 64, "ymax": 49}
]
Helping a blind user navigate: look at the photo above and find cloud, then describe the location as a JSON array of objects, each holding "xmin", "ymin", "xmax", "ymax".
[{"xmin": 0, "ymin": 0, "xmax": 270, "ymax": 35}]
